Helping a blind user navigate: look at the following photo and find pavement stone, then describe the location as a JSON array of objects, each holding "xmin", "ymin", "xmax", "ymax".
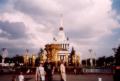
[{"xmin": 0, "ymin": 74, "xmax": 113, "ymax": 81}]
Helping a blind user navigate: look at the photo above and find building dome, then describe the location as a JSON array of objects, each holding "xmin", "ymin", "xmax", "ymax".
[{"xmin": 56, "ymin": 27, "xmax": 67, "ymax": 43}]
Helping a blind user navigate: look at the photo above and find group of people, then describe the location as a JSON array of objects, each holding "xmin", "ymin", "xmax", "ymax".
[
  {"xmin": 36, "ymin": 60, "xmax": 66, "ymax": 81},
  {"xmin": 11, "ymin": 60, "xmax": 66, "ymax": 81}
]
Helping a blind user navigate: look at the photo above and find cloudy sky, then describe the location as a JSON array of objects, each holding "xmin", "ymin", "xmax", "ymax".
[{"xmin": 0, "ymin": 0, "xmax": 120, "ymax": 59}]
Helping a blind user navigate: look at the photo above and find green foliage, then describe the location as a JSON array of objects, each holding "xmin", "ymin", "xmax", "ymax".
[
  {"xmin": 12, "ymin": 55, "xmax": 24, "ymax": 65},
  {"xmin": 96, "ymin": 56, "xmax": 106, "ymax": 67},
  {"xmin": 4, "ymin": 57, "xmax": 11, "ymax": 63},
  {"xmin": 69, "ymin": 47, "xmax": 76, "ymax": 65},
  {"xmin": 70, "ymin": 47, "xmax": 75, "ymax": 56},
  {"xmin": 82, "ymin": 60, "xmax": 86, "ymax": 65},
  {"xmin": 115, "ymin": 46, "xmax": 120, "ymax": 65},
  {"xmin": 38, "ymin": 48, "xmax": 44, "ymax": 57},
  {"xmin": 82, "ymin": 55, "xmax": 114, "ymax": 68}
]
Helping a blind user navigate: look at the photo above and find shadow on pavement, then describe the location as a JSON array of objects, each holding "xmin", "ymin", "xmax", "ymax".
[{"xmin": 24, "ymin": 77, "xmax": 32, "ymax": 81}]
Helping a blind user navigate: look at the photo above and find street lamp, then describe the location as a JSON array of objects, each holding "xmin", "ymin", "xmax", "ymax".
[
  {"xmin": 112, "ymin": 48, "xmax": 117, "ymax": 64},
  {"xmin": 89, "ymin": 49, "xmax": 93, "ymax": 67}
]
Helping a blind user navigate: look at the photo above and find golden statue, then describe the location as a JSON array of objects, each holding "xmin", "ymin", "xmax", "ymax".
[{"xmin": 32, "ymin": 55, "xmax": 36, "ymax": 67}]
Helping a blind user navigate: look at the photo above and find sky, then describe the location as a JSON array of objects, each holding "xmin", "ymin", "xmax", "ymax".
[{"xmin": 0, "ymin": 0, "xmax": 120, "ymax": 59}]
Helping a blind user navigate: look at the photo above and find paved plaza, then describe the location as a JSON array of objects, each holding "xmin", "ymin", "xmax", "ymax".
[{"xmin": 0, "ymin": 74, "xmax": 113, "ymax": 81}]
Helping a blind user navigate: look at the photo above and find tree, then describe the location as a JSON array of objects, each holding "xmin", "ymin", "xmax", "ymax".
[
  {"xmin": 35, "ymin": 48, "xmax": 44, "ymax": 65},
  {"xmin": 113, "ymin": 46, "xmax": 120, "ymax": 81},
  {"xmin": 4, "ymin": 57, "xmax": 11, "ymax": 63},
  {"xmin": 38, "ymin": 48, "xmax": 44, "ymax": 57},
  {"xmin": 105, "ymin": 56, "xmax": 114, "ymax": 67},
  {"xmin": 82, "ymin": 60, "xmax": 86, "ymax": 66},
  {"xmin": 35, "ymin": 57, "xmax": 40, "ymax": 66},
  {"xmin": 12, "ymin": 54, "xmax": 24, "ymax": 66},
  {"xmin": 0, "ymin": 55, "xmax": 2, "ymax": 63},
  {"xmin": 70, "ymin": 47, "xmax": 76, "ymax": 65},
  {"xmin": 96, "ymin": 56, "xmax": 106, "ymax": 67},
  {"xmin": 87, "ymin": 58, "xmax": 90, "ymax": 66},
  {"xmin": 115, "ymin": 46, "xmax": 120, "ymax": 66}
]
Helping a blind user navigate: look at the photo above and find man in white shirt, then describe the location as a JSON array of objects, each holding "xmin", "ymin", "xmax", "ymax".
[
  {"xmin": 36, "ymin": 62, "xmax": 45, "ymax": 81},
  {"xmin": 18, "ymin": 72, "xmax": 24, "ymax": 81}
]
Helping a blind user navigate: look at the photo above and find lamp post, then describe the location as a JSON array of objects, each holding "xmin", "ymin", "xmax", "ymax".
[
  {"xmin": 89, "ymin": 49, "xmax": 93, "ymax": 67},
  {"xmin": 1, "ymin": 48, "xmax": 8, "ymax": 66}
]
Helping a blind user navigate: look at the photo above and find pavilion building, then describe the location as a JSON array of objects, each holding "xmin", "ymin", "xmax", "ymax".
[
  {"xmin": 45, "ymin": 26, "xmax": 70, "ymax": 64},
  {"xmin": 23, "ymin": 15, "xmax": 80, "ymax": 66}
]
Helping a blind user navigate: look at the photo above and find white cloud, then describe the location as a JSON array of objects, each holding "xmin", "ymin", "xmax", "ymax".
[
  {"xmin": 0, "ymin": 11, "xmax": 53, "ymax": 49},
  {"xmin": 0, "ymin": 0, "xmax": 120, "ymax": 58}
]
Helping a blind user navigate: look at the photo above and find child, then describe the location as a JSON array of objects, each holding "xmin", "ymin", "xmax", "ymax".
[{"xmin": 18, "ymin": 72, "xmax": 24, "ymax": 81}]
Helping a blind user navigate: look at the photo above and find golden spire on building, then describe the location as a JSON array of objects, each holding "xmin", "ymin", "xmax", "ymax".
[{"xmin": 59, "ymin": 14, "xmax": 64, "ymax": 31}]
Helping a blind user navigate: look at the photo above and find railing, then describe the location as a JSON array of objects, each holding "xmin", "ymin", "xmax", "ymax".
[
  {"xmin": 82, "ymin": 68, "xmax": 113, "ymax": 74},
  {"xmin": 65, "ymin": 67, "xmax": 113, "ymax": 74}
]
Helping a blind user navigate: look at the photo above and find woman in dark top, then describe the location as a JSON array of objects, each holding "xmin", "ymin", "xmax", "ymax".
[{"xmin": 44, "ymin": 60, "xmax": 55, "ymax": 81}]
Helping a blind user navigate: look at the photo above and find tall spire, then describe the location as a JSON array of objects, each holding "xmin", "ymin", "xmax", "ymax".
[
  {"xmin": 60, "ymin": 14, "xmax": 63, "ymax": 27},
  {"xmin": 59, "ymin": 14, "xmax": 63, "ymax": 31}
]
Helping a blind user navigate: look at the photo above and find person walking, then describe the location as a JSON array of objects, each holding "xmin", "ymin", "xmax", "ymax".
[
  {"xmin": 36, "ymin": 62, "xmax": 46, "ymax": 81},
  {"xmin": 60, "ymin": 60, "xmax": 66, "ymax": 81}
]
